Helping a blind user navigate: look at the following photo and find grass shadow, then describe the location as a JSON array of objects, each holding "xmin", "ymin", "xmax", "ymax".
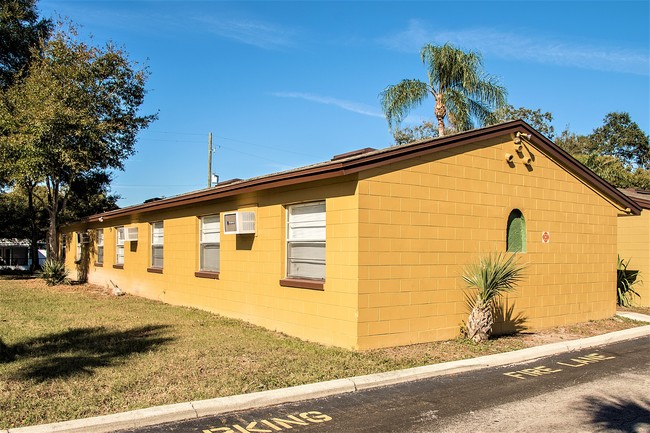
[
  {"xmin": 581, "ymin": 395, "xmax": 650, "ymax": 433},
  {"xmin": 3, "ymin": 325, "xmax": 174, "ymax": 381},
  {"xmin": 491, "ymin": 298, "xmax": 528, "ymax": 336},
  {"xmin": 0, "ymin": 337, "xmax": 13, "ymax": 362}
]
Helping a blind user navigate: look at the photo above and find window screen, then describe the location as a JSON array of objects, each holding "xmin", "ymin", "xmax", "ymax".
[
  {"xmin": 200, "ymin": 215, "xmax": 220, "ymax": 272},
  {"xmin": 116, "ymin": 226, "xmax": 125, "ymax": 264},
  {"xmin": 151, "ymin": 222, "xmax": 163, "ymax": 268},
  {"xmin": 287, "ymin": 202, "xmax": 325, "ymax": 280},
  {"xmin": 96, "ymin": 229, "xmax": 104, "ymax": 264}
]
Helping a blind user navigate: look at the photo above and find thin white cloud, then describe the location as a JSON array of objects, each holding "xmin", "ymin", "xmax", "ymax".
[
  {"xmin": 272, "ymin": 92, "xmax": 384, "ymax": 118},
  {"xmin": 196, "ymin": 16, "xmax": 295, "ymax": 50},
  {"xmin": 380, "ymin": 20, "xmax": 649, "ymax": 76}
]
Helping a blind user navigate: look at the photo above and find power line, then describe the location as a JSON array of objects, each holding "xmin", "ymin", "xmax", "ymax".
[{"xmin": 137, "ymin": 130, "xmax": 320, "ymax": 159}]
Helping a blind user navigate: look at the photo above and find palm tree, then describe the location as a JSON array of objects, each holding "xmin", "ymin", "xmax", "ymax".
[
  {"xmin": 617, "ymin": 255, "xmax": 640, "ymax": 307},
  {"xmin": 462, "ymin": 252, "xmax": 526, "ymax": 343},
  {"xmin": 380, "ymin": 43, "xmax": 507, "ymax": 137}
]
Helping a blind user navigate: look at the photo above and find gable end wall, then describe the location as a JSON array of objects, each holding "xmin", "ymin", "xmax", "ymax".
[{"xmin": 356, "ymin": 135, "xmax": 618, "ymax": 349}]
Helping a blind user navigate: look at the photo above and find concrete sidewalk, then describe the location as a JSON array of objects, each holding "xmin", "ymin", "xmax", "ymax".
[{"xmin": 4, "ymin": 313, "xmax": 650, "ymax": 433}]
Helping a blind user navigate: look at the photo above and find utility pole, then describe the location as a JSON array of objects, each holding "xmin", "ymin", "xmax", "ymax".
[{"xmin": 207, "ymin": 132, "xmax": 213, "ymax": 188}]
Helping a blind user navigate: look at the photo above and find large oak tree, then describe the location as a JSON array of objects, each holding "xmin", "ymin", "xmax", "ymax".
[
  {"xmin": 555, "ymin": 113, "xmax": 650, "ymax": 190},
  {"xmin": 0, "ymin": 0, "xmax": 51, "ymax": 89},
  {"xmin": 0, "ymin": 25, "xmax": 156, "ymax": 260}
]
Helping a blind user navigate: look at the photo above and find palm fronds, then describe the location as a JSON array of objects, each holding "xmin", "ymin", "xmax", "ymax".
[
  {"xmin": 380, "ymin": 43, "xmax": 506, "ymax": 137},
  {"xmin": 380, "ymin": 79, "xmax": 430, "ymax": 130},
  {"xmin": 462, "ymin": 252, "xmax": 526, "ymax": 342},
  {"xmin": 617, "ymin": 255, "xmax": 641, "ymax": 307},
  {"xmin": 463, "ymin": 252, "xmax": 526, "ymax": 309}
]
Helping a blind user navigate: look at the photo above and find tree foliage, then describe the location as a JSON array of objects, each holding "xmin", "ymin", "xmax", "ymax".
[
  {"xmin": 491, "ymin": 104, "xmax": 555, "ymax": 140},
  {"xmin": 0, "ymin": 0, "xmax": 51, "ymax": 89},
  {"xmin": 590, "ymin": 112, "xmax": 649, "ymax": 170},
  {"xmin": 61, "ymin": 170, "xmax": 120, "ymax": 224},
  {"xmin": 0, "ymin": 24, "xmax": 156, "ymax": 259},
  {"xmin": 555, "ymin": 113, "xmax": 650, "ymax": 190},
  {"xmin": 0, "ymin": 173, "xmax": 118, "ymax": 270},
  {"xmin": 392, "ymin": 104, "xmax": 554, "ymax": 146},
  {"xmin": 554, "ymin": 128, "xmax": 593, "ymax": 155},
  {"xmin": 380, "ymin": 43, "xmax": 506, "ymax": 137},
  {"xmin": 392, "ymin": 120, "xmax": 438, "ymax": 145},
  {"xmin": 0, "ymin": 185, "xmax": 46, "ymax": 239}
]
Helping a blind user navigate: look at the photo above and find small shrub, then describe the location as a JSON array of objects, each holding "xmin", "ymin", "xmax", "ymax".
[
  {"xmin": 41, "ymin": 259, "xmax": 69, "ymax": 286},
  {"xmin": 617, "ymin": 256, "xmax": 641, "ymax": 307},
  {"xmin": 462, "ymin": 252, "xmax": 526, "ymax": 343}
]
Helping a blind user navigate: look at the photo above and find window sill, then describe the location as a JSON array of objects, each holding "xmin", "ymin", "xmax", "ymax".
[
  {"xmin": 147, "ymin": 267, "xmax": 163, "ymax": 274},
  {"xmin": 94, "ymin": 262, "xmax": 103, "ymax": 267},
  {"xmin": 195, "ymin": 271, "xmax": 220, "ymax": 280},
  {"xmin": 113, "ymin": 264, "xmax": 124, "ymax": 270},
  {"xmin": 279, "ymin": 278, "xmax": 324, "ymax": 291}
]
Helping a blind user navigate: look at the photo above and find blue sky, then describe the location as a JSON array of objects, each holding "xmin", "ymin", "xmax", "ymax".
[{"xmin": 38, "ymin": 1, "xmax": 649, "ymax": 207}]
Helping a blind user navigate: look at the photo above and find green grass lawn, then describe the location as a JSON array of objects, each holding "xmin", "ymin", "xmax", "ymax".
[{"xmin": 0, "ymin": 278, "xmax": 643, "ymax": 429}]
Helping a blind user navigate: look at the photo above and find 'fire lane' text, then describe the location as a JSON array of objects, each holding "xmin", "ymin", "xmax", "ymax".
[{"xmin": 503, "ymin": 352, "xmax": 615, "ymax": 380}]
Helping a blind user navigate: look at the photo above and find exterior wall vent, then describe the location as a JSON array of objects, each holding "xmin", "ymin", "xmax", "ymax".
[
  {"xmin": 78, "ymin": 232, "xmax": 91, "ymax": 244},
  {"xmin": 223, "ymin": 211, "xmax": 256, "ymax": 235}
]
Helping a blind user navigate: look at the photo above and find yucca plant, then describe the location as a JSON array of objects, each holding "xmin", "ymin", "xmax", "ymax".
[
  {"xmin": 462, "ymin": 252, "xmax": 526, "ymax": 343},
  {"xmin": 617, "ymin": 256, "xmax": 640, "ymax": 307},
  {"xmin": 41, "ymin": 259, "xmax": 69, "ymax": 286}
]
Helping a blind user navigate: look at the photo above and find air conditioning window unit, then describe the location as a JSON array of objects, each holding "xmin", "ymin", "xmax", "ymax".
[
  {"xmin": 78, "ymin": 232, "xmax": 91, "ymax": 244},
  {"xmin": 125, "ymin": 227, "xmax": 139, "ymax": 241},
  {"xmin": 223, "ymin": 211, "xmax": 256, "ymax": 235}
]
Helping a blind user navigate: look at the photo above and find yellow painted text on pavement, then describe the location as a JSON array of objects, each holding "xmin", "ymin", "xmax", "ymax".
[
  {"xmin": 202, "ymin": 411, "xmax": 333, "ymax": 433},
  {"xmin": 503, "ymin": 352, "xmax": 616, "ymax": 380}
]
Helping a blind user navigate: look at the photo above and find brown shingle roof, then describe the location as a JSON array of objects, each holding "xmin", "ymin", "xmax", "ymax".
[
  {"xmin": 619, "ymin": 188, "xmax": 650, "ymax": 209},
  {"xmin": 74, "ymin": 120, "xmax": 642, "ymax": 224}
]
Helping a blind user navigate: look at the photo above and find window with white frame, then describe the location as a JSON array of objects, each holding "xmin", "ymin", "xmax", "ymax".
[
  {"xmin": 96, "ymin": 229, "xmax": 104, "ymax": 264},
  {"xmin": 199, "ymin": 215, "xmax": 220, "ymax": 272},
  {"xmin": 60, "ymin": 234, "xmax": 67, "ymax": 261},
  {"xmin": 151, "ymin": 221, "xmax": 164, "ymax": 268},
  {"xmin": 287, "ymin": 201, "xmax": 326, "ymax": 280},
  {"xmin": 116, "ymin": 226, "xmax": 125, "ymax": 265},
  {"xmin": 75, "ymin": 232, "xmax": 82, "ymax": 262}
]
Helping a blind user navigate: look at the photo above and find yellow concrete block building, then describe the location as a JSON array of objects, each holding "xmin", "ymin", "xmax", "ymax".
[
  {"xmin": 63, "ymin": 120, "xmax": 641, "ymax": 350},
  {"xmin": 618, "ymin": 189, "xmax": 650, "ymax": 307}
]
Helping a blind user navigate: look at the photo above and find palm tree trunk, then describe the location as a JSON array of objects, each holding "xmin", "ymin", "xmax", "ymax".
[
  {"xmin": 467, "ymin": 305, "xmax": 493, "ymax": 343},
  {"xmin": 435, "ymin": 94, "xmax": 446, "ymax": 136}
]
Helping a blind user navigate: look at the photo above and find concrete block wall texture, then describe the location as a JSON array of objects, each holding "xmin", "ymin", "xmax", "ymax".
[
  {"xmin": 66, "ymin": 177, "xmax": 361, "ymax": 349},
  {"xmin": 617, "ymin": 211, "xmax": 650, "ymax": 307},
  {"xmin": 63, "ymin": 123, "xmax": 631, "ymax": 351},
  {"xmin": 356, "ymin": 135, "xmax": 618, "ymax": 349}
]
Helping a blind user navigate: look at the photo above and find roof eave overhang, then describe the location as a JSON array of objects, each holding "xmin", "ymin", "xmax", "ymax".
[
  {"xmin": 634, "ymin": 198, "xmax": 650, "ymax": 209},
  {"xmin": 75, "ymin": 119, "xmax": 642, "ymax": 225},
  {"xmin": 619, "ymin": 192, "xmax": 650, "ymax": 210}
]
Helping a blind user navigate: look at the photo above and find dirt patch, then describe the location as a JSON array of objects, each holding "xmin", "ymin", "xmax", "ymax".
[
  {"xmin": 515, "ymin": 315, "xmax": 643, "ymax": 346},
  {"xmin": 618, "ymin": 305, "xmax": 650, "ymax": 316},
  {"xmin": 53, "ymin": 281, "xmax": 115, "ymax": 297},
  {"xmin": 2, "ymin": 277, "xmax": 115, "ymax": 298}
]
